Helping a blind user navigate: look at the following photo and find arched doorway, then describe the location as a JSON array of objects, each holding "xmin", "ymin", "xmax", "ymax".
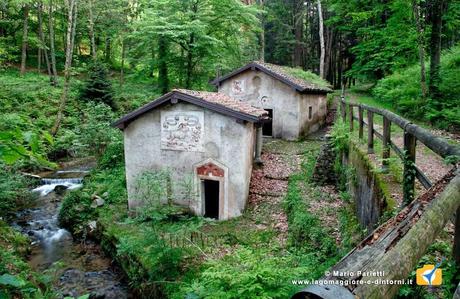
[{"xmin": 195, "ymin": 160, "xmax": 227, "ymax": 219}]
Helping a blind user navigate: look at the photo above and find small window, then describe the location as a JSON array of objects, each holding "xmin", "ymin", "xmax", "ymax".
[{"xmin": 308, "ymin": 106, "xmax": 313, "ymax": 120}]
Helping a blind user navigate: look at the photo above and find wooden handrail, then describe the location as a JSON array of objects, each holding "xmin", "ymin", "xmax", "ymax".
[
  {"xmin": 353, "ymin": 116, "xmax": 433, "ymax": 189},
  {"xmin": 292, "ymin": 95, "xmax": 460, "ymax": 299},
  {"xmin": 342, "ymin": 98, "xmax": 460, "ymax": 159},
  {"xmin": 340, "ymin": 97, "xmax": 460, "ymax": 204}
]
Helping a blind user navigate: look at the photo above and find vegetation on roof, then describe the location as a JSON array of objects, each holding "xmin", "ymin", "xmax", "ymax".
[{"xmin": 280, "ymin": 66, "xmax": 332, "ymax": 90}]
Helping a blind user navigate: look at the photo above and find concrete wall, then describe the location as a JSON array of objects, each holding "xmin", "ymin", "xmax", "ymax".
[
  {"xmin": 122, "ymin": 102, "xmax": 255, "ymax": 220},
  {"xmin": 342, "ymin": 145, "xmax": 389, "ymax": 232},
  {"xmin": 218, "ymin": 70, "xmax": 327, "ymax": 140}
]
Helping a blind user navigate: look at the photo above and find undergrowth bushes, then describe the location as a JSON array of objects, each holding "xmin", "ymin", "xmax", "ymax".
[
  {"xmin": 373, "ymin": 45, "xmax": 460, "ymax": 130},
  {"xmin": 0, "ymin": 165, "xmax": 36, "ymax": 218}
]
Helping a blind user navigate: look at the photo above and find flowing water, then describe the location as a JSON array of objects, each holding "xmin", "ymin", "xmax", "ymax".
[{"xmin": 12, "ymin": 167, "xmax": 130, "ymax": 298}]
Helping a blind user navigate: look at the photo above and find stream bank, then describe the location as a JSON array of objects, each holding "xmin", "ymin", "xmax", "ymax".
[{"xmin": 11, "ymin": 165, "xmax": 130, "ymax": 299}]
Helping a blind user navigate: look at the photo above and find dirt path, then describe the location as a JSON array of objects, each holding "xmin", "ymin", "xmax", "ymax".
[{"xmin": 248, "ymin": 144, "xmax": 303, "ymax": 245}]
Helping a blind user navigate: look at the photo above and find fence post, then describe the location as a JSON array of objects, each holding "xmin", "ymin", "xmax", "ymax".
[
  {"xmin": 454, "ymin": 206, "xmax": 460, "ymax": 264},
  {"xmin": 403, "ymin": 131, "xmax": 416, "ymax": 205},
  {"xmin": 382, "ymin": 117, "xmax": 391, "ymax": 172},
  {"xmin": 349, "ymin": 105, "xmax": 354, "ymax": 131},
  {"xmin": 358, "ymin": 106, "xmax": 364, "ymax": 139},
  {"xmin": 340, "ymin": 98, "xmax": 346, "ymax": 122},
  {"xmin": 367, "ymin": 111, "xmax": 374, "ymax": 154}
]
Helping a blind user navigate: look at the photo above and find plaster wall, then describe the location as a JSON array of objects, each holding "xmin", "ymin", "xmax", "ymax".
[
  {"xmin": 218, "ymin": 70, "xmax": 327, "ymax": 140},
  {"xmin": 122, "ymin": 102, "xmax": 255, "ymax": 220}
]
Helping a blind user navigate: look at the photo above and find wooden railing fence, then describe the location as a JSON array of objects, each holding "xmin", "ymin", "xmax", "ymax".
[
  {"xmin": 339, "ymin": 95, "xmax": 460, "ymax": 205},
  {"xmin": 291, "ymin": 96, "xmax": 460, "ymax": 299}
]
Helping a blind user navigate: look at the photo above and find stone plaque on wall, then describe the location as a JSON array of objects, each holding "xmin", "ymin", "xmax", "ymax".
[
  {"xmin": 231, "ymin": 79, "xmax": 245, "ymax": 95},
  {"xmin": 161, "ymin": 111, "xmax": 204, "ymax": 152}
]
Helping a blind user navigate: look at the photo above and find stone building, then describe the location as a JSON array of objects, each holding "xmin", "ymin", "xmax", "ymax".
[
  {"xmin": 212, "ymin": 61, "xmax": 332, "ymax": 140},
  {"xmin": 112, "ymin": 89, "xmax": 268, "ymax": 220}
]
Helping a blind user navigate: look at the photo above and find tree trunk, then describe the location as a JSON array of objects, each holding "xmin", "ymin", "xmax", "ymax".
[
  {"xmin": 293, "ymin": 0, "xmax": 303, "ymax": 67},
  {"xmin": 120, "ymin": 38, "xmax": 126, "ymax": 86},
  {"xmin": 51, "ymin": 0, "xmax": 78, "ymax": 136},
  {"xmin": 88, "ymin": 0, "xmax": 97, "ymax": 60},
  {"xmin": 20, "ymin": 4, "xmax": 29, "ymax": 76},
  {"xmin": 48, "ymin": 0, "xmax": 58, "ymax": 86},
  {"xmin": 158, "ymin": 36, "xmax": 169, "ymax": 93},
  {"xmin": 412, "ymin": 0, "xmax": 427, "ymax": 101},
  {"xmin": 105, "ymin": 37, "xmax": 111, "ymax": 63},
  {"xmin": 317, "ymin": 0, "xmax": 325, "ymax": 79},
  {"xmin": 258, "ymin": 0, "xmax": 265, "ymax": 62},
  {"xmin": 428, "ymin": 0, "xmax": 444, "ymax": 99},
  {"xmin": 185, "ymin": 33, "xmax": 194, "ymax": 89},
  {"xmin": 38, "ymin": 2, "xmax": 52, "ymax": 79},
  {"xmin": 37, "ymin": 48, "xmax": 42, "ymax": 72}
]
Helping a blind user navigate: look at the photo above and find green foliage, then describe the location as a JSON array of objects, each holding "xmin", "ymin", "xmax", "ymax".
[
  {"xmin": 73, "ymin": 103, "xmax": 121, "ymax": 157},
  {"xmin": 0, "ymin": 113, "xmax": 55, "ymax": 168},
  {"xmin": 58, "ymin": 190, "xmax": 96, "ymax": 236},
  {"xmin": 116, "ymin": 230, "xmax": 184, "ymax": 285},
  {"xmin": 98, "ymin": 138, "xmax": 124, "ymax": 169},
  {"xmin": 0, "ymin": 164, "xmax": 35, "ymax": 218},
  {"xmin": 373, "ymin": 45, "xmax": 460, "ymax": 130},
  {"xmin": 328, "ymin": 0, "xmax": 419, "ymax": 80},
  {"xmin": 79, "ymin": 63, "xmax": 116, "ymax": 110},
  {"xmin": 134, "ymin": 170, "xmax": 171, "ymax": 205},
  {"xmin": 397, "ymin": 240, "xmax": 460, "ymax": 299},
  {"xmin": 178, "ymin": 247, "xmax": 294, "ymax": 299},
  {"xmin": 330, "ymin": 118, "xmax": 350, "ymax": 153},
  {"xmin": 130, "ymin": 0, "xmax": 260, "ymax": 89},
  {"xmin": 281, "ymin": 66, "xmax": 332, "ymax": 89}
]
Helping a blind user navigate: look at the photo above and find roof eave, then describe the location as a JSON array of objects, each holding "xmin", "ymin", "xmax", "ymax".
[
  {"xmin": 111, "ymin": 90, "xmax": 265, "ymax": 130},
  {"xmin": 212, "ymin": 62, "xmax": 332, "ymax": 94}
]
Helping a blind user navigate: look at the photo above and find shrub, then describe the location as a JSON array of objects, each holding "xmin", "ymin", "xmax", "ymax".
[
  {"xmin": 373, "ymin": 44, "xmax": 460, "ymax": 130},
  {"xmin": 0, "ymin": 165, "xmax": 35, "ymax": 218},
  {"xmin": 73, "ymin": 102, "xmax": 120, "ymax": 157},
  {"xmin": 79, "ymin": 62, "xmax": 116, "ymax": 110},
  {"xmin": 177, "ymin": 247, "xmax": 294, "ymax": 299},
  {"xmin": 58, "ymin": 190, "xmax": 95, "ymax": 236}
]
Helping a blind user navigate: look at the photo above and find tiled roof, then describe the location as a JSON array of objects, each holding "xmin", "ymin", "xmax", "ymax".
[
  {"xmin": 211, "ymin": 61, "xmax": 332, "ymax": 93},
  {"xmin": 174, "ymin": 89, "xmax": 268, "ymax": 118},
  {"xmin": 112, "ymin": 89, "xmax": 268, "ymax": 129}
]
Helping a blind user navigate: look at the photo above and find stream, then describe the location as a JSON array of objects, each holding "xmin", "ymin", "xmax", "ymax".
[{"xmin": 12, "ymin": 166, "xmax": 130, "ymax": 299}]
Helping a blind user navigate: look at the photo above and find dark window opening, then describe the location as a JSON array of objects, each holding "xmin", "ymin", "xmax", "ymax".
[
  {"xmin": 204, "ymin": 180, "xmax": 219, "ymax": 219},
  {"xmin": 263, "ymin": 109, "xmax": 273, "ymax": 137},
  {"xmin": 308, "ymin": 106, "xmax": 313, "ymax": 120}
]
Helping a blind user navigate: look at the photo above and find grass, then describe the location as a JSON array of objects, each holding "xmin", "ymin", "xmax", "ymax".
[{"xmin": 58, "ymin": 138, "xmax": 363, "ymax": 298}]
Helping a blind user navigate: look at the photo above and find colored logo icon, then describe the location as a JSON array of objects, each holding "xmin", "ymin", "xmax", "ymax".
[{"xmin": 416, "ymin": 263, "xmax": 442, "ymax": 286}]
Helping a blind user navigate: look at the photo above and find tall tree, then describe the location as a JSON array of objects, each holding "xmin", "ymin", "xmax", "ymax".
[
  {"xmin": 20, "ymin": 3, "xmax": 29, "ymax": 75},
  {"xmin": 428, "ymin": 0, "xmax": 445, "ymax": 99},
  {"xmin": 48, "ymin": 0, "xmax": 58, "ymax": 85},
  {"xmin": 88, "ymin": 0, "xmax": 97, "ymax": 60},
  {"xmin": 293, "ymin": 0, "xmax": 304, "ymax": 67},
  {"xmin": 412, "ymin": 0, "xmax": 427, "ymax": 100},
  {"xmin": 37, "ymin": 1, "xmax": 52, "ymax": 79},
  {"xmin": 51, "ymin": 0, "xmax": 78, "ymax": 135},
  {"xmin": 317, "ymin": 0, "xmax": 325, "ymax": 78},
  {"xmin": 158, "ymin": 35, "xmax": 169, "ymax": 93},
  {"xmin": 258, "ymin": 0, "xmax": 265, "ymax": 61}
]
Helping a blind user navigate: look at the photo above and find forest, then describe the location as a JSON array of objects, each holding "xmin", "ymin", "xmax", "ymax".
[{"xmin": 0, "ymin": 0, "xmax": 460, "ymax": 298}]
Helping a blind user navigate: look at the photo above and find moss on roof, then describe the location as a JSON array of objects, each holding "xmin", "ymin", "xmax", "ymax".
[{"xmin": 279, "ymin": 65, "xmax": 332, "ymax": 91}]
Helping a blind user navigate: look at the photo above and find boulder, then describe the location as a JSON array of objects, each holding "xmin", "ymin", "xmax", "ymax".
[{"xmin": 91, "ymin": 196, "xmax": 105, "ymax": 208}]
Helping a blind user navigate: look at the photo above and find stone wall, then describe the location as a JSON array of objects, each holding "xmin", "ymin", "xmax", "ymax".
[{"xmin": 312, "ymin": 139, "xmax": 337, "ymax": 185}]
